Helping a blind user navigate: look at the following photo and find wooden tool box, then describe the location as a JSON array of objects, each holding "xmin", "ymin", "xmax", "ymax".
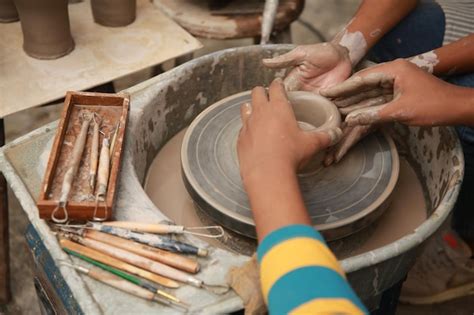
[{"xmin": 37, "ymin": 91, "xmax": 129, "ymax": 221}]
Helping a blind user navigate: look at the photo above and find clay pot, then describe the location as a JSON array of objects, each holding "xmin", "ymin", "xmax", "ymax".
[
  {"xmin": 14, "ymin": 0, "xmax": 75, "ymax": 59},
  {"xmin": 91, "ymin": 0, "xmax": 136, "ymax": 27},
  {"xmin": 287, "ymin": 92, "xmax": 341, "ymax": 175},
  {"xmin": 288, "ymin": 91, "xmax": 341, "ymax": 132},
  {"xmin": 0, "ymin": 0, "xmax": 18, "ymax": 22}
]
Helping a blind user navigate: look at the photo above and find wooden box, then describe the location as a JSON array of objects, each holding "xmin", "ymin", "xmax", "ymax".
[{"xmin": 37, "ymin": 91, "xmax": 129, "ymax": 221}]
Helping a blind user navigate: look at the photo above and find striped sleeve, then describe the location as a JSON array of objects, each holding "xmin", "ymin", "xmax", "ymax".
[{"xmin": 257, "ymin": 224, "xmax": 368, "ymax": 315}]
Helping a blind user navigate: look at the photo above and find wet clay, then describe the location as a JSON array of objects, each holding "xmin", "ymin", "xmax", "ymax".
[
  {"xmin": 145, "ymin": 129, "xmax": 426, "ymax": 255},
  {"xmin": 14, "ymin": 0, "xmax": 75, "ymax": 59},
  {"xmin": 0, "ymin": 0, "xmax": 18, "ymax": 22},
  {"xmin": 91, "ymin": 0, "xmax": 136, "ymax": 27},
  {"xmin": 145, "ymin": 129, "xmax": 244, "ymax": 252}
]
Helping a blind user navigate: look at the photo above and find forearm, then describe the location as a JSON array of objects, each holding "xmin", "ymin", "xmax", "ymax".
[
  {"xmin": 409, "ymin": 34, "xmax": 474, "ymax": 75},
  {"xmin": 257, "ymin": 225, "xmax": 367, "ymax": 314},
  {"xmin": 243, "ymin": 162, "xmax": 310, "ymax": 242},
  {"xmin": 333, "ymin": 0, "xmax": 418, "ymax": 65},
  {"xmin": 450, "ymin": 85, "xmax": 474, "ymax": 125},
  {"xmin": 244, "ymin": 164, "xmax": 367, "ymax": 314}
]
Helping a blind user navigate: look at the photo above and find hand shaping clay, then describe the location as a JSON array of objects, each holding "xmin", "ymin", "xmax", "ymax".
[
  {"xmin": 91, "ymin": 0, "xmax": 136, "ymax": 27},
  {"xmin": 14, "ymin": 0, "xmax": 75, "ymax": 59},
  {"xmin": 0, "ymin": 0, "xmax": 18, "ymax": 22},
  {"xmin": 289, "ymin": 91, "xmax": 341, "ymax": 132}
]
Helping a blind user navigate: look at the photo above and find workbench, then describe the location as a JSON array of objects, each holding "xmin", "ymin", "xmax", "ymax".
[{"xmin": 0, "ymin": 0, "xmax": 202, "ymax": 304}]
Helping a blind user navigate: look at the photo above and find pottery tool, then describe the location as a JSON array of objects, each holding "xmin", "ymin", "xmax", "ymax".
[
  {"xmin": 89, "ymin": 114, "xmax": 101, "ymax": 191},
  {"xmin": 181, "ymin": 90, "xmax": 399, "ymax": 240},
  {"xmin": 78, "ymin": 229, "xmax": 200, "ymax": 274},
  {"xmin": 260, "ymin": 0, "xmax": 279, "ymax": 44},
  {"xmin": 102, "ymin": 221, "xmax": 225, "ymax": 238},
  {"xmin": 63, "ymin": 248, "xmax": 186, "ymax": 308},
  {"xmin": 59, "ymin": 238, "xmax": 180, "ymax": 288},
  {"xmin": 85, "ymin": 222, "xmax": 208, "ymax": 257},
  {"xmin": 60, "ymin": 261, "xmax": 186, "ymax": 310},
  {"xmin": 52, "ymin": 111, "xmax": 93, "ymax": 223},
  {"xmin": 93, "ymin": 135, "xmax": 110, "ymax": 221},
  {"xmin": 109, "ymin": 122, "xmax": 120, "ymax": 160},
  {"xmin": 65, "ymin": 233, "xmax": 209, "ymax": 289}
]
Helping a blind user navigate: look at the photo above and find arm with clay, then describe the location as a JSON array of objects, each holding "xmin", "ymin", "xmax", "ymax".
[
  {"xmin": 409, "ymin": 34, "xmax": 474, "ymax": 75},
  {"xmin": 262, "ymin": 0, "xmax": 418, "ymax": 93},
  {"xmin": 237, "ymin": 79, "xmax": 367, "ymax": 314},
  {"xmin": 321, "ymin": 60, "xmax": 474, "ymax": 127}
]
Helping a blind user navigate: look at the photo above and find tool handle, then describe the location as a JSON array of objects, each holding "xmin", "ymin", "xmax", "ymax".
[
  {"xmin": 60, "ymin": 239, "xmax": 180, "ymax": 288},
  {"xmin": 80, "ymin": 237, "xmax": 198, "ymax": 285},
  {"xmin": 103, "ymin": 221, "xmax": 184, "ymax": 234},
  {"xmin": 85, "ymin": 230, "xmax": 200, "ymax": 274},
  {"xmin": 88, "ymin": 267, "xmax": 155, "ymax": 301}
]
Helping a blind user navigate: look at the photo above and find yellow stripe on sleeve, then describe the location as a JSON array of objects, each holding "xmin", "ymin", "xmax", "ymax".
[
  {"xmin": 260, "ymin": 237, "xmax": 345, "ymax": 300},
  {"xmin": 289, "ymin": 298, "xmax": 365, "ymax": 315}
]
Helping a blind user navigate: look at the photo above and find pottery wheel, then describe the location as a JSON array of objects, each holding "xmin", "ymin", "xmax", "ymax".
[{"xmin": 182, "ymin": 91, "xmax": 399, "ymax": 240}]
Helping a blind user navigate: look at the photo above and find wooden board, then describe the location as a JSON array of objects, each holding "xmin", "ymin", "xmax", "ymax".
[
  {"xmin": 37, "ymin": 92, "xmax": 129, "ymax": 221},
  {"xmin": 0, "ymin": 0, "xmax": 202, "ymax": 118}
]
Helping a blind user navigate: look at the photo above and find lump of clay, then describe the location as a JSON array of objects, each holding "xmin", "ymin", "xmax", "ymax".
[
  {"xmin": 0, "ymin": 0, "xmax": 18, "ymax": 23},
  {"xmin": 14, "ymin": 0, "xmax": 75, "ymax": 59},
  {"xmin": 91, "ymin": 0, "xmax": 136, "ymax": 27}
]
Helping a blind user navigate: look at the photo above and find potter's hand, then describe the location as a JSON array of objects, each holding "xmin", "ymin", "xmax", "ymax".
[
  {"xmin": 262, "ymin": 43, "xmax": 352, "ymax": 93},
  {"xmin": 324, "ymin": 125, "xmax": 375, "ymax": 166},
  {"xmin": 237, "ymin": 79, "xmax": 342, "ymax": 182},
  {"xmin": 321, "ymin": 59, "xmax": 474, "ymax": 126}
]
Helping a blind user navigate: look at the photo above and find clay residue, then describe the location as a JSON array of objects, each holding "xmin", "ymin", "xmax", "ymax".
[{"xmin": 145, "ymin": 128, "xmax": 428, "ymax": 257}]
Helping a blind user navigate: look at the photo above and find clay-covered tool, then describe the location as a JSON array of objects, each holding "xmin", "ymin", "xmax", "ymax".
[
  {"xmin": 181, "ymin": 90, "xmax": 400, "ymax": 240},
  {"xmin": 86, "ymin": 222, "xmax": 209, "ymax": 257},
  {"xmin": 102, "ymin": 221, "xmax": 225, "ymax": 238}
]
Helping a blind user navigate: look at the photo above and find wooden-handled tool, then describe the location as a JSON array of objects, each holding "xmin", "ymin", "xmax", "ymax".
[
  {"xmin": 61, "ymin": 261, "xmax": 187, "ymax": 310},
  {"xmin": 83, "ymin": 230, "xmax": 200, "ymax": 274},
  {"xmin": 63, "ymin": 248, "xmax": 187, "ymax": 308},
  {"xmin": 87, "ymin": 222, "xmax": 209, "ymax": 256},
  {"xmin": 102, "ymin": 221, "xmax": 224, "ymax": 238},
  {"xmin": 59, "ymin": 238, "xmax": 180, "ymax": 288},
  {"xmin": 67, "ymin": 235, "xmax": 204, "ymax": 287}
]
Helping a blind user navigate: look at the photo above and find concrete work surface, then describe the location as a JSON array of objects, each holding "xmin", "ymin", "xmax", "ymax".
[{"xmin": 1, "ymin": 1, "xmax": 473, "ymax": 314}]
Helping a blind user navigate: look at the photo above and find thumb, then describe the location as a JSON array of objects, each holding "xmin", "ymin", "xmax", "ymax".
[
  {"xmin": 240, "ymin": 102, "xmax": 252, "ymax": 126},
  {"xmin": 262, "ymin": 48, "xmax": 305, "ymax": 68},
  {"xmin": 305, "ymin": 127, "xmax": 343, "ymax": 151}
]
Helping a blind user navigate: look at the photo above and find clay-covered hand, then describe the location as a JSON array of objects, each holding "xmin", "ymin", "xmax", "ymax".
[
  {"xmin": 321, "ymin": 59, "xmax": 470, "ymax": 126},
  {"xmin": 262, "ymin": 43, "xmax": 352, "ymax": 93},
  {"xmin": 324, "ymin": 124, "xmax": 375, "ymax": 166},
  {"xmin": 237, "ymin": 79, "xmax": 342, "ymax": 182}
]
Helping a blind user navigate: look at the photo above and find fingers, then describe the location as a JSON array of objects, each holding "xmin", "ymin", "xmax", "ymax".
[
  {"xmin": 268, "ymin": 78, "xmax": 291, "ymax": 106},
  {"xmin": 251, "ymin": 86, "xmax": 268, "ymax": 111},
  {"xmin": 345, "ymin": 104, "xmax": 387, "ymax": 126},
  {"xmin": 305, "ymin": 127, "xmax": 343, "ymax": 152},
  {"xmin": 334, "ymin": 88, "xmax": 386, "ymax": 107},
  {"xmin": 321, "ymin": 73, "xmax": 394, "ymax": 99},
  {"xmin": 339, "ymin": 94, "xmax": 393, "ymax": 115},
  {"xmin": 262, "ymin": 48, "xmax": 305, "ymax": 69},
  {"xmin": 240, "ymin": 102, "xmax": 252, "ymax": 126},
  {"xmin": 283, "ymin": 68, "xmax": 304, "ymax": 91},
  {"xmin": 324, "ymin": 125, "xmax": 375, "ymax": 166}
]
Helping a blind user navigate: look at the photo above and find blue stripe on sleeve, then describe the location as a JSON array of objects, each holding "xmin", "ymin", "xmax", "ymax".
[
  {"xmin": 257, "ymin": 225, "xmax": 325, "ymax": 263},
  {"xmin": 267, "ymin": 266, "xmax": 368, "ymax": 315}
]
